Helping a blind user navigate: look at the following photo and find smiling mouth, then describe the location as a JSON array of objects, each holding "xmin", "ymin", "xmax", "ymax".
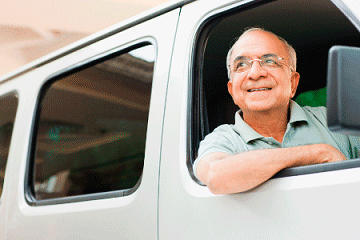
[{"xmin": 247, "ymin": 88, "xmax": 272, "ymax": 92}]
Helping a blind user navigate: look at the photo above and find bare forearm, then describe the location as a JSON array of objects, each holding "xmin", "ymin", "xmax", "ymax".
[{"xmin": 198, "ymin": 144, "xmax": 346, "ymax": 194}]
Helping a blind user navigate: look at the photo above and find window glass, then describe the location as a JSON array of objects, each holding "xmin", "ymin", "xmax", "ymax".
[
  {"xmin": 33, "ymin": 45, "xmax": 155, "ymax": 200},
  {"xmin": 0, "ymin": 94, "xmax": 18, "ymax": 199}
]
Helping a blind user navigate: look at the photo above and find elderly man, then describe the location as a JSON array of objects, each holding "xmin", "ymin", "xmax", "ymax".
[{"xmin": 194, "ymin": 27, "xmax": 359, "ymax": 194}]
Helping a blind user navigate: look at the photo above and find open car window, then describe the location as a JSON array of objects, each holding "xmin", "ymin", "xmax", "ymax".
[{"xmin": 189, "ymin": 0, "xmax": 360, "ymax": 181}]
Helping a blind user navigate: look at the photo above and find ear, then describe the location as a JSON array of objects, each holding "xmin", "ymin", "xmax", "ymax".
[
  {"xmin": 290, "ymin": 72, "xmax": 300, "ymax": 98},
  {"xmin": 227, "ymin": 80, "xmax": 234, "ymax": 97}
]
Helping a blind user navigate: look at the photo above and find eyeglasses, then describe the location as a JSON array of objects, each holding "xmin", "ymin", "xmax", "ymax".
[{"xmin": 231, "ymin": 54, "xmax": 294, "ymax": 73}]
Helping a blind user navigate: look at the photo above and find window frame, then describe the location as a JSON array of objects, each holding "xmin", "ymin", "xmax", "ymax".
[
  {"xmin": 188, "ymin": 0, "xmax": 360, "ymax": 183},
  {"xmin": 25, "ymin": 38, "xmax": 157, "ymax": 206}
]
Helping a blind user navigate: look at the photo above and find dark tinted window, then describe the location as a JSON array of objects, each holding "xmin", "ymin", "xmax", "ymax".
[
  {"xmin": 0, "ymin": 94, "xmax": 18, "ymax": 199},
  {"xmin": 32, "ymin": 45, "xmax": 155, "ymax": 200}
]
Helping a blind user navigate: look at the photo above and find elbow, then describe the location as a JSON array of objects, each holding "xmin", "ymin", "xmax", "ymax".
[
  {"xmin": 206, "ymin": 177, "xmax": 223, "ymax": 195},
  {"xmin": 207, "ymin": 179, "xmax": 249, "ymax": 195},
  {"xmin": 205, "ymin": 162, "xmax": 251, "ymax": 195},
  {"xmin": 207, "ymin": 180, "xmax": 228, "ymax": 195},
  {"xmin": 202, "ymin": 162, "xmax": 225, "ymax": 195},
  {"xmin": 205, "ymin": 162, "xmax": 246, "ymax": 195},
  {"xmin": 207, "ymin": 179, "xmax": 250, "ymax": 195}
]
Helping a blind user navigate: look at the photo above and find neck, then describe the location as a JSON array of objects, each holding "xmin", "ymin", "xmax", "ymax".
[{"xmin": 242, "ymin": 106, "xmax": 290, "ymax": 143}]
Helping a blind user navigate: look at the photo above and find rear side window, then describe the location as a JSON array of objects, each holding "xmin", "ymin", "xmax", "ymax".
[
  {"xmin": 0, "ymin": 94, "xmax": 18, "ymax": 199},
  {"xmin": 30, "ymin": 44, "xmax": 155, "ymax": 202}
]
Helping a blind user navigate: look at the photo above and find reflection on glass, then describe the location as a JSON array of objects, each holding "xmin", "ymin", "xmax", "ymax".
[
  {"xmin": 0, "ymin": 94, "xmax": 18, "ymax": 200},
  {"xmin": 33, "ymin": 45, "xmax": 155, "ymax": 200}
]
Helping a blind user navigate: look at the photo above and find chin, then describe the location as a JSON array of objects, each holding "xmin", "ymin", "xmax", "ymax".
[
  {"xmin": 242, "ymin": 101, "xmax": 286, "ymax": 113},
  {"xmin": 242, "ymin": 101, "xmax": 273, "ymax": 112}
]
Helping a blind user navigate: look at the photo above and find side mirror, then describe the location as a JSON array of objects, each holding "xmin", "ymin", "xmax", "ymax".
[{"xmin": 327, "ymin": 46, "xmax": 360, "ymax": 136}]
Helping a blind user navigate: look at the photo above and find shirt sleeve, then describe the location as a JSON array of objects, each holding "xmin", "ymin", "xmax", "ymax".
[{"xmin": 193, "ymin": 125, "xmax": 241, "ymax": 180}]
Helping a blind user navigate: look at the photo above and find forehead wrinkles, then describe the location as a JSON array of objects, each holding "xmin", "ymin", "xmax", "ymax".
[{"xmin": 231, "ymin": 31, "xmax": 289, "ymax": 63}]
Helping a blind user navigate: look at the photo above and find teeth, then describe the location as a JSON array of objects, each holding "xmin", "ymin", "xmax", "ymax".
[{"xmin": 249, "ymin": 88, "xmax": 271, "ymax": 92}]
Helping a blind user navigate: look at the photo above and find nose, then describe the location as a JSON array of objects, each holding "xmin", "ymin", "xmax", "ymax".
[{"xmin": 247, "ymin": 60, "xmax": 268, "ymax": 80}]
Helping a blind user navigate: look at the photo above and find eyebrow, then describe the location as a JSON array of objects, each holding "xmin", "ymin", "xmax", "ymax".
[
  {"xmin": 232, "ymin": 56, "xmax": 248, "ymax": 63},
  {"xmin": 262, "ymin": 53, "xmax": 278, "ymax": 58},
  {"xmin": 232, "ymin": 53, "xmax": 279, "ymax": 64}
]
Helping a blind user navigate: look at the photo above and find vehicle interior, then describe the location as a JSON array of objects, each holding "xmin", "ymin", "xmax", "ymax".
[{"xmin": 190, "ymin": 0, "xmax": 360, "ymax": 169}]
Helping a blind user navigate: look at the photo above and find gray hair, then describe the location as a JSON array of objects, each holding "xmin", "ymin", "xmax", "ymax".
[{"xmin": 226, "ymin": 27, "xmax": 297, "ymax": 79}]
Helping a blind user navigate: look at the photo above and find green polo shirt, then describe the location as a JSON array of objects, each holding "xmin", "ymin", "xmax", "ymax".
[{"xmin": 193, "ymin": 100, "xmax": 360, "ymax": 179}]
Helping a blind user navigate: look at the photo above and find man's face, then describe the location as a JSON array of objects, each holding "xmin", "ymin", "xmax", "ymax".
[{"xmin": 227, "ymin": 31, "xmax": 300, "ymax": 114}]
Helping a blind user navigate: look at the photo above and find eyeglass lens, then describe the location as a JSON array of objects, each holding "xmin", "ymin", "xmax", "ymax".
[{"xmin": 233, "ymin": 55, "xmax": 283, "ymax": 72}]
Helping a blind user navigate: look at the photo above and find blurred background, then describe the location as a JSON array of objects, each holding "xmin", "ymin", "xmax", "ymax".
[{"xmin": 0, "ymin": 0, "xmax": 169, "ymax": 76}]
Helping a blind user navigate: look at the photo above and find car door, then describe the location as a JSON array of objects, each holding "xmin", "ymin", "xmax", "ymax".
[
  {"xmin": 160, "ymin": 0, "xmax": 360, "ymax": 239},
  {"xmin": 3, "ymin": 8, "xmax": 180, "ymax": 239}
]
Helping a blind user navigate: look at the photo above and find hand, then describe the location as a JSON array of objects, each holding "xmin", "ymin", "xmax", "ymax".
[{"xmin": 314, "ymin": 143, "xmax": 347, "ymax": 163}]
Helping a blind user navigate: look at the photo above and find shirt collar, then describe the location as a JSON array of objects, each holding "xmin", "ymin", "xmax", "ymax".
[
  {"xmin": 233, "ymin": 100, "xmax": 309, "ymax": 144},
  {"xmin": 288, "ymin": 100, "xmax": 308, "ymax": 124},
  {"xmin": 234, "ymin": 111, "xmax": 264, "ymax": 143}
]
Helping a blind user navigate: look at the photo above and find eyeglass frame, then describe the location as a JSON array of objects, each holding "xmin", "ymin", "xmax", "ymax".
[{"xmin": 229, "ymin": 53, "xmax": 294, "ymax": 73}]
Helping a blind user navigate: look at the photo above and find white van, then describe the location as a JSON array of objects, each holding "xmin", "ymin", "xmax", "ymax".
[{"xmin": 1, "ymin": 0, "xmax": 360, "ymax": 239}]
